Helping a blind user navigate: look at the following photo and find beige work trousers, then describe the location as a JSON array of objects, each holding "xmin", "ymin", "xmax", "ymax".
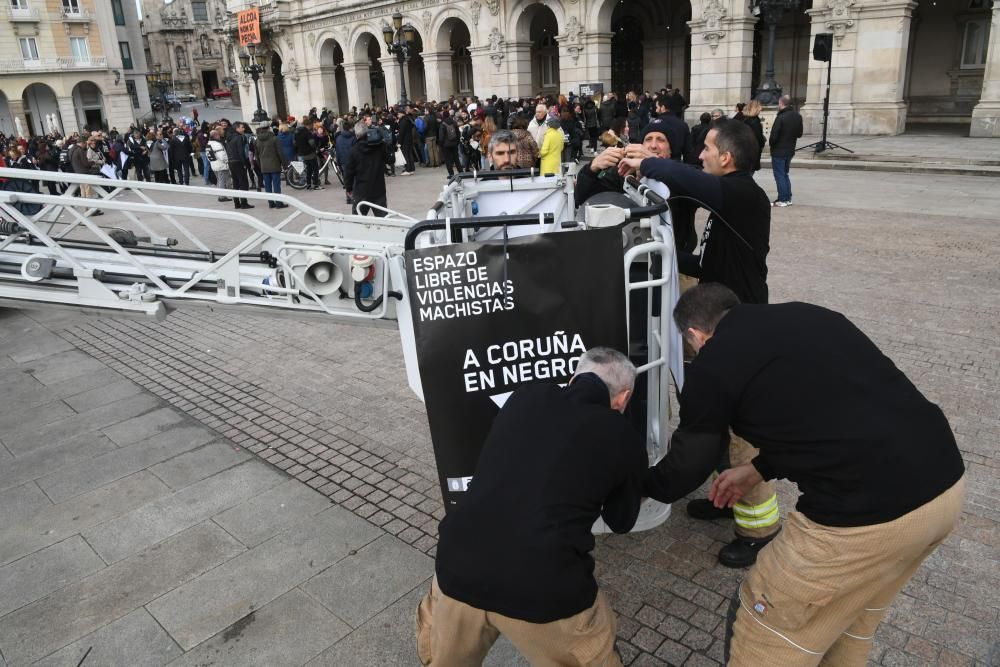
[
  {"xmin": 415, "ymin": 577, "xmax": 622, "ymax": 667},
  {"xmin": 728, "ymin": 476, "xmax": 965, "ymax": 666}
]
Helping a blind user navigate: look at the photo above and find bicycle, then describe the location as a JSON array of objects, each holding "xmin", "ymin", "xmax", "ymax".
[{"xmin": 285, "ymin": 150, "xmax": 343, "ymax": 189}]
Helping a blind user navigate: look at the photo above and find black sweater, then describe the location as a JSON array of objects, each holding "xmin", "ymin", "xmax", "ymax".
[
  {"xmin": 641, "ymin": 158, "xmax": 770, "ymax": 304},
  {"xmin": 435, "ymin": 375, "xmax": 646, "ymax": 623},
  {"xmin": 643, "ymin": 303, "xmax": 965, "ymax": 527}
]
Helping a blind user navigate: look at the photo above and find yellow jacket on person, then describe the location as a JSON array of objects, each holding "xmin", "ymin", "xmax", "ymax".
[{"xmin": 539, "ymin": 127, "xmax": 564, "ymax": 175}]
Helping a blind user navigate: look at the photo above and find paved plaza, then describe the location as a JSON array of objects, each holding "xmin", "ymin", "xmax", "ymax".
[{"xmin": 0, "ymin": 158, "xmax": 998, "ymax": 666}]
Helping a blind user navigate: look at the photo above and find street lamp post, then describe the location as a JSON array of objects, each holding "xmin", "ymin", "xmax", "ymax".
[
  {"xmin": 238, "ymin": 43, "xmax": 269, "ymax": 123},
  {"xmin": 382, "ymin": 12, "xmax": 416, "ymax": 108},
  {"xmin": 145, "ymin": 63, "xmax": 174, "ymax": 123},
  {"xmin": 752, "ymin": 0, "xmax": 800, "ymax": 106}
]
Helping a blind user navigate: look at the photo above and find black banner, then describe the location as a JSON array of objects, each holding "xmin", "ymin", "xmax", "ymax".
[{"xmin": 405, "ymin": 228, "xmax": 628, "ymax": 508}]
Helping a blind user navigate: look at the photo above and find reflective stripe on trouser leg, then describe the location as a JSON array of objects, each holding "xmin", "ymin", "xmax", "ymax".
[
  {"xmin": 734, "ymin": 493, "xmax": 780, "ymax": 531},
  {"xmin": 729, "ymin": 433, "xmax": 781, "ymax": 539}
]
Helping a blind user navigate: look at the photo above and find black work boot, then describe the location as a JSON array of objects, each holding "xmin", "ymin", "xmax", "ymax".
[
  {"xmin": 686, "ymin": 498, "xmax": 734, "ymax": 521},
  {"xmin": 718, "ymin": 531, "xmax": 779, "ymax": 569}
]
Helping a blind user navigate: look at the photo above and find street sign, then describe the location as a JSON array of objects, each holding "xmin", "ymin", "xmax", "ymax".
[
  {"xmin": 579, "ymin": 82, "xmax": 604, "ymax": 99},
  {"xmin": 237, "ymin": 8, "xmax": 261, "ymax": 46}
]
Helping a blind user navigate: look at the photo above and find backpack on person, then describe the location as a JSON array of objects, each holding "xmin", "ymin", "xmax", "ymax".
[{"xmin": 444, "ymin": 121, "xmax": 458, "ymax": 144}]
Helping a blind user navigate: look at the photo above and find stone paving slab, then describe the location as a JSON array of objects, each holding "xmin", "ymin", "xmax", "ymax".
[
  {"xmin": 148, "ymin": 440, "xmax": 251, "ymax": 490},
  {"xmin": 212, "ymin": 478, "xmax": 333, "ymax": 548},
  {"xmin": 301, "ymin": 534, "xmax": 434, "ymax": 629},
  {"xmin": 0, "ymin": 483, "xmax": 51, "ymax": 531},
  {"xmin": 61, "ymin": 378, "xmax": 144, "ymax": 413},
  {"xmin": 36, "ymin": 425, "xmax": 218, "ymax": 504},
  {"xmin": 82, "ymin": 460, "xmax": 285, "ymax": 564},
  {"xmin": 146, "ymin": 506, "xmax": 381, "ymax": 650},
  {"xmin": 31, "ymin": 608, "xmax": 183, "ymax": 667},
  {"xmin": 101, "ymin": 406, "xmax": 191, "ymax": 446},
  {"xmin": 165, "ymin": 588, "xmax": 351, "ymax": 667},
  {"xmin": 0, "ymin": 431, "xmax": 118, "ymax": 494},
  {"xmin": 3, "ymin": 393, "xmax": 160, "ymax": 456},
  {"xmin": 0, "ymin": 522, "xmax": 244, "ymax": 665},
  {"xmin": 0, "ymin": 471, "xmax": 170, "ymax": 567},
  {"xmin": 0, "ymin": 536, "xmax": 105, "ymax": 618}
]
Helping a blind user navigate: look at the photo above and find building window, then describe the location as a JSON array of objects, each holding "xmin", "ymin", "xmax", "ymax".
[
  {"xmin": 454, "ymin": 46, "xmax": 473, "ymax": 94},
  {"xmin": 191, "ymin": 0, "xmax": 207, "ymax": 22},
  {"xmin": 125, "ymin": 79, "xmax": 139, "ymax": 108},
  {"xmin": 70, "ymin": 36, "xmax": 90, "ymax": 62},
  {"xmin": 111, "ymin": 0, "xmax": 125, "ymax": 25},
  {"xmin": 119, "ymin": 41, "xmax": 133, "ymax": 69},
  {"xmin": 11, "ymin": 0, "xmax": 28, "ymax": 10},
  {"xmin": 19, "ymin": 37, "xmax": 39, "ymax": 61},
  {"xmin": 961, "ymin": 19, "xmax": 990, "ymax": 68},
  {"xmin": 537, "ymin": 35, "xmax": 558, "ymax": 88},
  {"xmin": 62, "ymin": 0, "xmax": 79, "ymax": 13}
]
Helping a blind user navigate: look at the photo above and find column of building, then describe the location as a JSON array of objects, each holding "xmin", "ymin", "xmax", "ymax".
[
  {"xmin": 970, "ymin": 6, "xmax": 1000, "ymax": 137},
  {"xmin": 800, "ymin": 1, "xmax": 858, "ymax": 135},
  {"xmin": 342, "ymin": 62, "xmax": 373, "ymax": 109},
  {"xmin": 686, "ymin": 0, "xmax": 757, "ymax": 121}
]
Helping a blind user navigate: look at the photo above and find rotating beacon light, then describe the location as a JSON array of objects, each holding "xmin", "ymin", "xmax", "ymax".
[{"xmin": 350, "ymin": 254, "xmax": 376, "ymax": 299}]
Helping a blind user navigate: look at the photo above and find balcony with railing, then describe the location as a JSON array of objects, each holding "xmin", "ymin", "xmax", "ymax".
[
  {"xmin": 60, "ymin": 6, "xmax": 91, "ymax": 21},
  {"xmin": 4, "ymin": 4, "xmax": 41, "ymax": 20},
  {"xmin": 0, "ymin": 55, "xmax": 107, "ymax": 73}
]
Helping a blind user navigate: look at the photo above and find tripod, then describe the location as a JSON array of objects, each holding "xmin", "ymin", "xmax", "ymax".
[{"xmin": 798, "ymin": 52, "xmax": 853, "ymax": 155}]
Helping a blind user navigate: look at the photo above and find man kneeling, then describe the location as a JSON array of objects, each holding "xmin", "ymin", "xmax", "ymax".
[{"xmin": 416, "ymin": 347, "xmax": 646, "ymax": 666}]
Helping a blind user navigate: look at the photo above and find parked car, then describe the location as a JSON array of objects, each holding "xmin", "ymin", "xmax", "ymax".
[{"xmin": 209, "ymin": 88, "xmax": 232, "ymax": 99}]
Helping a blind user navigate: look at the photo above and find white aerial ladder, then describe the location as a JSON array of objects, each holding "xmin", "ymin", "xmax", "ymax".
[{"xmin": 0, "ymin": 165, "xmax": 680, "ymax": 532}]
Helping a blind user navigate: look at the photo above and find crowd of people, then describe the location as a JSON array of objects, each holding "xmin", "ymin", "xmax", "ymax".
[{"xmin": 0, "ymin": 81, "xmax": 807, "ymax": 214}]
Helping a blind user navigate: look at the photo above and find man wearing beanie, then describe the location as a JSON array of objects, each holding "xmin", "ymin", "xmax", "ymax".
[{"xmin": 574, "ymin": 118, "xmax": 672, "ymax": 207}]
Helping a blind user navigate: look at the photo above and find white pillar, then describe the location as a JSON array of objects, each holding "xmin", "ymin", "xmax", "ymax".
[
  {"xmin": 800, "ymin": 8, "xmax": 857, "ymax": 135},
  {"xmin": 56, "ymin": 97, "xmax": 77, "ymax": 135},
  {"xmin": 343, "ymin": 62, "xmax": 373, "ymax": 109},
  {"xmin": 846, "ymin": 0, "xmax": 917, "ymax": 134},
  {"xmin": 506, "ymin": 41, "xmax": 533, "ymax": 98},
  {"xmin": 688, "ymin": 7, "xmax": 757, "ymax": 124},
  {"xmin": 381, "ymin": 55, "xmax": 403, "ymax": 106},
  {"xmin": 423, "ymin": 51, "xmax": 450, "ymax": 101},
  {"xmin": 971, "ymin": 7, "xmax": 1000, "ymax": 137},
  {"xmin": 575, "ymin": 33, "xmax": 611, "ymax": 96}
]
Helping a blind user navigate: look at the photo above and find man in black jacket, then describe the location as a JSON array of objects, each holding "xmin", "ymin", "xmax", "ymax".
[
  {"xmin": 620, "ymin": 120, "xmax": 777, "ymax": 568},
  {"xmin": 224, "ymin": 123, "xmax": 252, "ymax": 209},
  {"xmin": 645, "ymin": 284, "xmax": 965, "ymax": 666},
  {"xmin": 397, "ymin": 106, "xmax": 416, "ymax": 175},
  {"xmin": 768, "ymin": 95, "xmax": 803, "ymax": 207},
  {"xmin": 417, "ymin": 347, "xmax": 645, "ymax": 666},
  {"xmin": 343, "ymin": 127, "xmax": 388, "ymax": 217}
]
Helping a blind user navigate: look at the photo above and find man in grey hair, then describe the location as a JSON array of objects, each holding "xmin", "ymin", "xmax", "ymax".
[
  {"xmin": 486, "ymin": 129, "xmax": 518, "ymax": 172},
  {"xmin": 417, "ymin": 346, "xmax": 645, "ymax": 666}
]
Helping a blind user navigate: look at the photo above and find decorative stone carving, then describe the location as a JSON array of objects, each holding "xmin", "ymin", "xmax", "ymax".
[
  {"xmin": 283, "ymin": 34, "xmax": 294, "ymax": 53},
  {"xmin": 825, "ymin": 0, "xmax": 855, "ymax": 45},
  {"xmin": 701, "ymin": 0, "xmax": 726, "ymax": 54},
  {"xmin": 422, "ymin": 9, "xmax": 432, "ymax": 31},
  {"xmin": 307, "ymin": 32, "xmax": 316, "ymax": 49},
  {"xmin": 559, "ymin": 15, "xmax": 584, "ymax": 64},
  {"xmin": 471, "ymin": 1, "xmax": 481, "ymax": 28},
  {"xmin": 488, "ymin": 26, "xmax": 505, "ymax": 70},
  {"xmin": 285, "ymin": 57, "xmax": 300, "ymax": 86},
  {"xmin": 160, "ymin": 6, "xmax": 188, "ymax": 28},
  {"xmin": 485, "ymin": 0, "xmax": 499, "ymax": 16}
]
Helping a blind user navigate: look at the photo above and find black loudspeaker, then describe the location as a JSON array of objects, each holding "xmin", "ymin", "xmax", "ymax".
[{"xmin": 813, "ymin": 33, "xmax": 833, "ymax": 62}]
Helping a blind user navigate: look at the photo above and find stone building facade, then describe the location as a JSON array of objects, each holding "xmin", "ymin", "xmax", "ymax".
[
  {"xmin": 0, "ymin": 0, "xmax": 150, "ymax": 137},
  {"xmin": 140, "ymin": 0, "xmax": 238, "ymax": 101},
  {"xmin": 146, "ymin": 0, "xmax": 997, "ymax": 136}
]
